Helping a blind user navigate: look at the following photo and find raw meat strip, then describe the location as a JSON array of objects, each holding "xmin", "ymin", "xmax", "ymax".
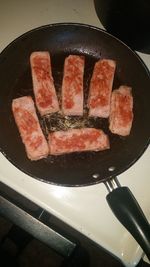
[
  {"xmin": 109, "ymin": 86, "xmax": 133, "ymax": 136},
  {"xmin": 88, "ymin": 59, "xmax": 116, "ymax": 118},
  {"xmin": 48, "ymin": 128, "xmax": 110, "ymax": 155},
  {"xmin": 30, "ymin": 51, "xmax": 59, "ymax": 116},
  {"xmin": 62, "ymin": 55, "xmax": 84, "ymax": 116},
  {"xmin": 12, "ymin": 96, "xmax": 49, "ymax": 160}
]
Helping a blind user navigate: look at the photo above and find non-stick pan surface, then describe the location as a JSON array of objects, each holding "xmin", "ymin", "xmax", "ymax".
[{"xmin": 0, "ymin": 23, "xmax": 149, "ymax": 186}]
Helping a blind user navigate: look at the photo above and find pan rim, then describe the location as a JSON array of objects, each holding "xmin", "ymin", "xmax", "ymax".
[{"xmin": 1, "ymin": 22, "xmax": 150, "ymax": 76}]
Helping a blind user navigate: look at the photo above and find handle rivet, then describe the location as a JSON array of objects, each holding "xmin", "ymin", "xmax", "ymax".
[
  {"xmin": 92, "ymin": 173, "xmax": 100, "ymax": 179},
  {"xmin": 108, "ymin": 166, "xmax": 115, "ymax": 172}
]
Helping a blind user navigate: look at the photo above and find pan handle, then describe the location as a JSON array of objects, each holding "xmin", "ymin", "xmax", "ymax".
[{"xmin": 105, "ymin": 178, "xmax": 150, "ymax": 261}]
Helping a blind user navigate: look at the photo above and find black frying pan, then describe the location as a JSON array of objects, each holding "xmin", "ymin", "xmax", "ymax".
[{"xmin": 0, "ymin": 23, "xmax": 150, "ymax": 259}]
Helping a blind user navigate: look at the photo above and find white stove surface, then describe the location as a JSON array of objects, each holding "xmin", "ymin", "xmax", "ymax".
[{"xmin": 0, "ymin": 1, "xmax": 150, "ymax": 266}]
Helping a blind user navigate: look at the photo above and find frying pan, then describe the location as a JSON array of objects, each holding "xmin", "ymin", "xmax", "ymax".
[{"xmin": 0, "ymin": 23, "xmax": 150, "ymax": 259}]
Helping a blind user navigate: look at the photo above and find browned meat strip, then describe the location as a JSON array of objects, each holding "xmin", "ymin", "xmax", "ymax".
[
  {"xmin": 30, "ymin": 51, "xmax": 59, "ymax": 116},
  {"xmin": 12, "ymin": 96, "xmax": 49, "ymax": 160},
  {"xmin": 109, "ymin": 85, "xmax": 133, "ymax": 136},
  {"xmin": 88, "ymin": 59, "xmax": 116, "ymax": 118},
  {"xmin": 48, "ymin": 128, "xmax": 110, "ymax": 155},
  {"xmin": 62, "ymin": 55, "xmax": 84, "ymax": 116}
]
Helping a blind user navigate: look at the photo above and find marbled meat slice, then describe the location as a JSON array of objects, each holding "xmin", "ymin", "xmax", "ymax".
[
  {"xmin": 30, "ymin": 51, "xmax": 59, "ymax": 116},
  {"xmin": 48, "ymin": 128, "xmax": 110, "ymax": 155},
  {"xmin": 62, "ymin": 55, "xmax": 84, "ymax": 116},
  {"xmin": 88, "ymin": 59, "xmax": 116, "ymax": 118},
  {"xmin": 109, "ymin": 86, "xmax": 133, "ymax": 136},
  {"xmin": 12, "ymin": 96, "xmax": 49, "ymax": 160}
]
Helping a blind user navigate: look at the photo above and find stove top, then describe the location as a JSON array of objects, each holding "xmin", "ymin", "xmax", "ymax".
[{"xmin": 0, "ymin": 1, "xmax": 150, "ymax": 266}]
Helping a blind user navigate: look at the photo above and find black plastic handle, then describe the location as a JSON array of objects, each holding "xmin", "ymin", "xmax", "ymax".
[{"xmin": 106, "ymin": 186, "xmax": 150, "ymax": 261}]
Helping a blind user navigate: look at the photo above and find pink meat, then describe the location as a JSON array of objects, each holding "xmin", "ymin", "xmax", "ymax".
[
  {"xmin": 109, "ymin": 86, "xmax": 133, "ymax": 136},
  {"xmin": 48, "ymin": 128, "xmax": 110, "ymax": 155},
  {"xmin": 12, "ymin": 96, "xmax": 49, "ymax": 160},
  {"xmin": 62, "ymin": 55, "xmax": 84, "ymax": 116},
  {"xmin": 30, "ymin": 51, "xmax": 59, "ymax": 116},
  {"xmin": 88, "ymin": 59, "xmax": 116, "ymax": 118}
]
